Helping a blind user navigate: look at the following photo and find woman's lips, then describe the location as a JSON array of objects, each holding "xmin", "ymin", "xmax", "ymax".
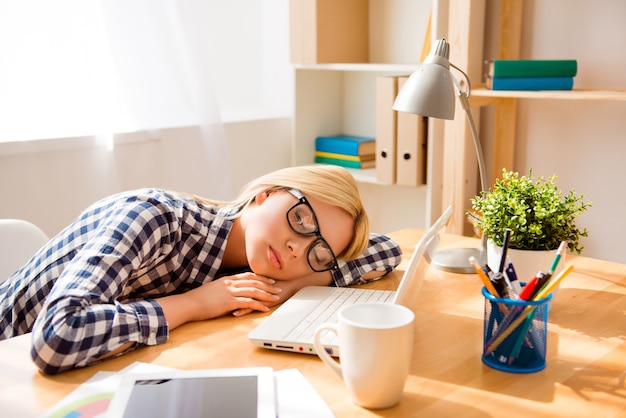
[{"xmin": 268, "ymin": 246, "xmax": 282, "ymax": 269}]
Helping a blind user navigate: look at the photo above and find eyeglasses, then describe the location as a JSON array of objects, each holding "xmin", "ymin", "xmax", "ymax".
[{"xmin": 285, "ymin": 189, "xmax": 338, "ymax": 272}]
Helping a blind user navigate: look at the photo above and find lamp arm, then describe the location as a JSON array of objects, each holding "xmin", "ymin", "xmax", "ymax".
[
  {"xmin": 458, "ymin": 93, "xmax": 487, "ymax": 193},
  {"xmin": 463, "ymin": 99, "xmax": 488, "ymax": 263},
  {"xmin": 450, "ymin": 62, "xmax": 488, "ymax": 263},
  {"xmin": 448, "ymin": 62, "xmax": 486, "ymax": 193}
]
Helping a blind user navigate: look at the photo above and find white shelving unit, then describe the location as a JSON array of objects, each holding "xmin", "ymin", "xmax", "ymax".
[
  {"xmin": 289, "ymin": 0, "xmax": 437, "ymax": 233},
  {"xmin": 292, "ymin": 64, "xmax": 433, "ymax": 233}
]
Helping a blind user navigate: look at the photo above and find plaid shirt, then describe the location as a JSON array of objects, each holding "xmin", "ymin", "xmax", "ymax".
[{"xmin": 0, "ymin": 189, "xmax": 401, "ymax": 374}]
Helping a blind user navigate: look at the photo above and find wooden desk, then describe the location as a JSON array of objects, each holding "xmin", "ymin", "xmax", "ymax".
[{"xmin": 1, "ymin": 230, "xmax": 625, "ymax": 417}]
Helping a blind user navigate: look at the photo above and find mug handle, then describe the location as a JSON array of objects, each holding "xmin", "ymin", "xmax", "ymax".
[{"xmin": 314, "ymin": 324, "xmax": 343, "ymax": 379}]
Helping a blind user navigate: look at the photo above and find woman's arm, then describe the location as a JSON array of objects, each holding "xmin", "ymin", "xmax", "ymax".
[
  {"xmin": 159, "ymin": 272, "xmax": 282, "ymax": 325},
  {"xmin": 331, "ymin": 233, "xmax": 403, "ymax": 287}
]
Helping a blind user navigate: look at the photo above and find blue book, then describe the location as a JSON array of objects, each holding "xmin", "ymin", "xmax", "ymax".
[
  {"xmin": 315, "ymin": 135, "xmax": 375, "ymax": 157},
  {"xmin": 487, "ymin": 76, "xmax": 574, "ymax": 91}
]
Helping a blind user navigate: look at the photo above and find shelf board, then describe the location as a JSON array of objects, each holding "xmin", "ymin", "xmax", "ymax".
[
  {"xmin": 294, "ymin": 63, "xmax": 419, "ymax": 73},
  {"xmin": 471, "ymin": 86, "xmax": 626, "ymax": 101},
  {"xmin": 340, "ymin": 167, "xmax": 427, "ymax": 190}
]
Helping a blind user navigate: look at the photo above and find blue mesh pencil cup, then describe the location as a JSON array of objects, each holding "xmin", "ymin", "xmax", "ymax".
[{"xmin": 482, "ymin": 286, "xmax": 552, "ymax": 373}]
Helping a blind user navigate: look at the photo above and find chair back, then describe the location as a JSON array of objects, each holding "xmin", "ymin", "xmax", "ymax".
[{"xmin": 0, "ymin": 219, "xmax": 49, "ymax": 281}]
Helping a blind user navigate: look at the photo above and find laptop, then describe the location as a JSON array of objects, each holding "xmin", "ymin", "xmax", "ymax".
[{"xmin": 248, "ymin": 205, "xmax": 453, "ymax": 357}]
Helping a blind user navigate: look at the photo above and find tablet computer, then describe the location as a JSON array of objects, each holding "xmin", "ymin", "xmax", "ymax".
[{"xmin": 106, "ymin": 367, "xmax": 275, "ymax": 418}]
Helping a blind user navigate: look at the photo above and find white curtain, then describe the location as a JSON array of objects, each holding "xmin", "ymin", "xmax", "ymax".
[{"xmin": 0, "ymin": 0, "xmax": 233, "ymax": 198}]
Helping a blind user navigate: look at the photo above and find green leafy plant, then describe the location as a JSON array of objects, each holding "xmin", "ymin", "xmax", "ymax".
[{"xmin": 468, "ymin": 168, "xmax": 591, "ymax": 253}]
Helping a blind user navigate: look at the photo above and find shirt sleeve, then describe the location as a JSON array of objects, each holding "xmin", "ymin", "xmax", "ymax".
[
  {"xmin": 30, "ymin": 200, "xmax": 175, "ymax": 375},
  {"xmin": 331, "ymin": 233, "xmax": 403, "ymax": 287}
]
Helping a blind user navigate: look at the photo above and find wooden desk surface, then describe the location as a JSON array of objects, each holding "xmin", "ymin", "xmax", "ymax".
[{"xmin": 1, "ymin": 230, "xmax": 625, "ymax": 417}]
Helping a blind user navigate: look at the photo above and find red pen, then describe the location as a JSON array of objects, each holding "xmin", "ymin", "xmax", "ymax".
[{"xmin": 518, "ymin": 276, "xmax": 539, "ymax": 300}]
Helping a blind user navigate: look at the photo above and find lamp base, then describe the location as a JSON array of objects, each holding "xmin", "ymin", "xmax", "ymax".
[{"xmin": 431, "ymin": 247, "xmax": 482, "ymax": 274}]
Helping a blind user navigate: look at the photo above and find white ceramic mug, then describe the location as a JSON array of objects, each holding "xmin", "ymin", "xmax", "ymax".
[{"xmin": 313, "ymin": 303, "xmax": 415, "ymax": 409}]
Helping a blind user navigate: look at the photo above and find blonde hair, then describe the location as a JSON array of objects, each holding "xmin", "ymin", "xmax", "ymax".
[{"xmin": 195, "ymin": 165, "xmax": 369, "ymax": 260}]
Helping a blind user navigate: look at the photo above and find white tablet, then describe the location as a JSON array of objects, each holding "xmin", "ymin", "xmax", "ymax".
[{"xmin": 106, "ymin": 367, "xmax": 276, "ymax": 418}]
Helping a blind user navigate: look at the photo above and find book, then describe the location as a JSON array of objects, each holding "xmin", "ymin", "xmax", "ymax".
[
  {"xmin": 486, "ymin": 59, "xmax": 578, "ymax": 78},
  {"xmin": 486, "ymin": 76, "xmax": 574, "ymax": 91},
  {"xmin": 315, "ymin": 155, "xmax": 375, "ymax": 169},
  {"xmin": 315, "ymin": 135, "xmax": 375, "ymax": 157},
  {"xmin": 314, "ymin": 151, "xmax": 374, "ymax": 162}
]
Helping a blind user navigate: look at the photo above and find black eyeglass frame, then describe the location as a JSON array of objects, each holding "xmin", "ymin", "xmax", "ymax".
[{"xmin": 285, "ymin": 189, "xmax": 339, "ymax": 273}]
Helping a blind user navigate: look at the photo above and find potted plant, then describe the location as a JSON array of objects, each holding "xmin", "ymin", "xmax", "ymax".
[{"xmin": 468, "ymin": 168, "xmax": 591, "ymax": 282}]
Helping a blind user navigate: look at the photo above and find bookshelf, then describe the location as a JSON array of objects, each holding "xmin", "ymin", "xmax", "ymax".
[
  {"xmin": 290, "ymin": 0, "xmax": 436, "ymax": 233},
  {"xmin": 443, "ymin": 0, "xmax": 626, "ymax": 236}
]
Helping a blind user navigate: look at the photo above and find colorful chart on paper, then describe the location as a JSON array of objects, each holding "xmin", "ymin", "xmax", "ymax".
[{"xmin": 48, "ymin": 393, "xmax": 113, "ymax": 418}]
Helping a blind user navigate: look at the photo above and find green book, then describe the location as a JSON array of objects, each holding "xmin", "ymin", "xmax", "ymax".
[
  {"xmin": 314, "ymin": 151, "xmax": 374, "ymax": 162},
  {"xmin": 486, "ymin": 59, "xmax": 577, "ymax": 78},
  {"xmin": 315, "ymin": 156, "xmax": 375, "ymax": 169}
]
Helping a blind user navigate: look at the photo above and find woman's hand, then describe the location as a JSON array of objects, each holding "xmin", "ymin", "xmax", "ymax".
[
  {"xmin": 158, "ymin": 272, "xmax": 282, "ymax": 330},
  {"xmin": 232, "ymin": 270, "xmax": 333, "ymax": 317}
]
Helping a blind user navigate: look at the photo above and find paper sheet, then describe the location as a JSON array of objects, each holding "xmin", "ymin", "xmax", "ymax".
[{"xmin": 275, "ymin": 368, "xmax": 335, "ymax": 418}]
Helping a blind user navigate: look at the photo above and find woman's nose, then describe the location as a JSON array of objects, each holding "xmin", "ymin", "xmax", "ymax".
[{"xmin": 287, "ymin": 235, "xmax": 312, "ymax": 258}]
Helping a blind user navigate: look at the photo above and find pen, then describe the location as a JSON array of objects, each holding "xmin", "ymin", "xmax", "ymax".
[{"xmin": 498, "ymin": 228, "xmax": 512, "ymax": 274}]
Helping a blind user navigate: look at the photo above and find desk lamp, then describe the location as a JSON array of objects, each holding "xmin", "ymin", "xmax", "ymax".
[{"xmin": 393, "ymin": 38, "xmax": 487, "ymax": 273}]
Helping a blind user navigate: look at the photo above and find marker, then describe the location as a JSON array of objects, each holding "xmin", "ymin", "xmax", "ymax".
[{"xmin": 518, "ymin": 275, "xmax": 539, "ymax": 301}]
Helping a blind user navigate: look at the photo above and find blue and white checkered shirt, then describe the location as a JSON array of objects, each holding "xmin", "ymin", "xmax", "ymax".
[{"xmin": 0, "ymin": 189, "xmax": 401, "ymax": 374}]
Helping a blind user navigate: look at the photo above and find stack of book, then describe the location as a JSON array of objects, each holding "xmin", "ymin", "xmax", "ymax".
[
  {"xmin": 314, "ymin": 134, "xmax": 376, "ymax": 169},
  {"xmin": 485, "ymin": 59, "xmax": 577, "ymax": 91}
]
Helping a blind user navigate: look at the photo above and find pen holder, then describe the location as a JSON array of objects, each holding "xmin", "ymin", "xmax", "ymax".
[{"xmin": 481, "ymin": 287, "xmax": 552, "ymax": 373}]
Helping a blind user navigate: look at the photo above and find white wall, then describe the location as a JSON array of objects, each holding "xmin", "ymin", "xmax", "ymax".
[
  {"xmin": 0, "ymin": 0, "xmax": 293, "ymax": 238},
  {"xmin": 482, "ymin": 0, "xmax": 626, "ymax": 263},
  {"xmin": 0, "ymin": 119, "xmax": 292, "ymax": 238}
]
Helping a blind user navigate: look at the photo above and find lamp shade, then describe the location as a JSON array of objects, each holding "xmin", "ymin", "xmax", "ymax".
[{"xmin": 392, "ymin": 39, "xmax": 456, "ymax": 120}]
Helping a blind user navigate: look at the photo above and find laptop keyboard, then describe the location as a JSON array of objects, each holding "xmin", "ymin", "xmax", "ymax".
[{"xmin": 285, "ymin": 288, "xmax": 395, "ymax": 345}]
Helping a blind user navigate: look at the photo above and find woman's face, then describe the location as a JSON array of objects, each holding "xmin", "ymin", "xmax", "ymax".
[{"xmin": 243, "ymin": 189, "xmax": 353, "ymax": 280}]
